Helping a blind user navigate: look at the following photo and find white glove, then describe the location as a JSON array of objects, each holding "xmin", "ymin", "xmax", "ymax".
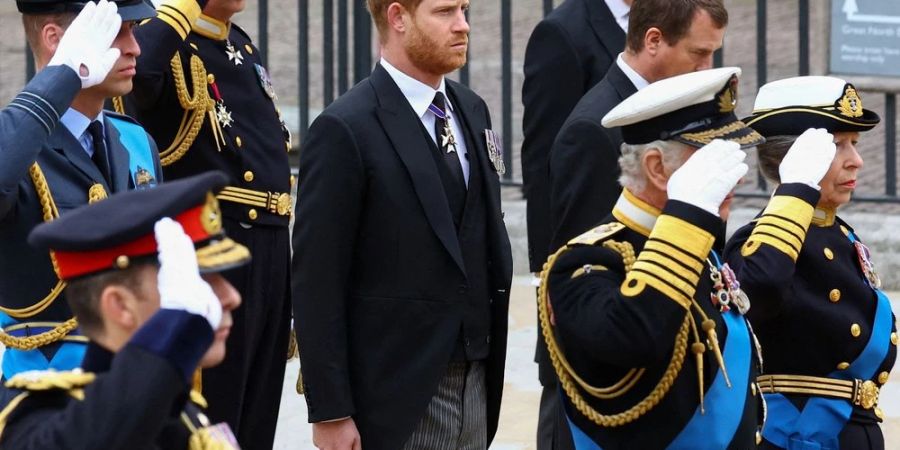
[
  {"xmin": 668, "ymin": 139, "xmax": 748, "ymax": 216},
  {"xmin": 154, "ymin": 218, "xmax": 222, "ymax": 329},
  {"xmin": 47, "ymin": 0, "xmax": 122, "ymax": 89},
  {"xmin": 779, "ymin": 128, "xmax": 836, "ymax": 190}
]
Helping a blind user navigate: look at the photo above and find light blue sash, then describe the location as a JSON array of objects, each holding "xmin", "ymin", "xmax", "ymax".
[
  {"xmin": 107, "ymin": 117, "xmax": 157, "ymax": 189},
  {"xmin": 564, "ymin": 309, "xmax": 751, "ymax": 449}
]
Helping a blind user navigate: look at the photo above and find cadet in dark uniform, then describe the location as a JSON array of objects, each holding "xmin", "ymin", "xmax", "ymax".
[
  {"xmin": 542, "ymin": 67, "xmax": 765, "ymax": 449},
  {"xmin": 0, "ymin": 0, "xmax": 160, "ymax": 381},
  {"xmin": 726, "ymin": 76, "xmax": 895, "ymax": 450},
  {"xmin": 0, "ymin": 172, "xmax": 247, "ymax": 449},
  {"xmin": 126, "ymin": 0, "xmax": 293, "ymax": 445}
]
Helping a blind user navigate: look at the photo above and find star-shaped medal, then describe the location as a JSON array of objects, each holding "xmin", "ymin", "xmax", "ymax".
[
  {"xmin": 226, "ymin": 41, "xmax": 244, "ymax": 66},
  {"xmin": 216, "ymin": 102, "xmax": 234, "ymax": 128}
]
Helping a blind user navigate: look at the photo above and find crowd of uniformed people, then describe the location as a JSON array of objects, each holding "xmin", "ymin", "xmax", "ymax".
[{"xmin": 0, "ymin": 0, "xmax": 893, "ymax": 449}]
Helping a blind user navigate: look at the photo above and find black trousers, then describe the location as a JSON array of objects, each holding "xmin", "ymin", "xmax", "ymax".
[{"xmin": 202, "ymin": 219, "xmax": 292, "ymax": 450}]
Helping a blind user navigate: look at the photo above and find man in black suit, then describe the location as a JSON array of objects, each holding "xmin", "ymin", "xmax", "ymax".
[
  {"xmin": 520, "ymin": 1, "xmax": 630, "ymax": 448},
  {"xmin": 292, "ymin": 0, "xmax": 513, "ymax": 449},
  {"xmin": 549, "ymin": 0, "xmax": 729, "ymax": 252}
]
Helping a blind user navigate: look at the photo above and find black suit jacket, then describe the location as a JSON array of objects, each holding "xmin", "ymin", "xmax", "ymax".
[
  {"xmin": 549, "ymin": 62, "xmax": 637, "ymax": 253},
  {"xmin": 292, "ymin": 64, "xmax": 513, "ymax": 450},
  {"xmin": 521, "ymin": 0, "xmax": 625, "ymax": 273}
]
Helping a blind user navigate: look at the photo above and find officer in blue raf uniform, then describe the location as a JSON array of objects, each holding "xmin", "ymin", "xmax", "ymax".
[
  {"xmin": 0, "ymin": 172, "xmax": 245, "ymax": 449},
  {"xmin": 727, "ymin": 76, "xmax": 895, "ymax": 449},
  {"xmin": 123, "ymin": 0, "xmax": 293, "ymax": 445},
  {"xmin": 541, "ymin": 67, "xmax": 765, "ymax": 449},
  {"xmin": 0, "ymin": 0, "xmax": 161, "ymax": 384}
]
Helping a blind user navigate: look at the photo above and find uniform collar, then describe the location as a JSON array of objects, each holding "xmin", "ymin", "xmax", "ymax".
[
  {"xmin": 612, "ymin": 189, "xmax": 660, "ymax": 237},
  {"xmin": 380, "ymin": 58, "xmax": 454, "ymax": 120},
  {"xmin": 81, "ymin": 342, "xmax": 114, "ymax": 373},
  {"xmin": 811, "ymin": 206, "xmax": 837, "ymax": 227},
  {"xmin": 193, "ymin": 14, "xmax": 230, "ymax": 40},
  {"xmin": 60, "ymin": 109, "xmax": 103, "ymax": 154}
]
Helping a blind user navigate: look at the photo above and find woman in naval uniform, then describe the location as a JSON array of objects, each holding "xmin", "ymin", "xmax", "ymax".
[{"xmin": 725, "ymin": 76, "xmax": 896, "ymax": 450}]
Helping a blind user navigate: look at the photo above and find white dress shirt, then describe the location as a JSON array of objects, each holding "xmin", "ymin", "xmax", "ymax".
[
  {"xmin": 616, "ymin": 53, "xmax": 650, "ymax": 91},
  {"xmin": 604, "ymin": 0, "xmax": 631, "ymax": 32},
  {"xmin": 381, "ymin": 58, "xmax": 470, "ymax": 186}
]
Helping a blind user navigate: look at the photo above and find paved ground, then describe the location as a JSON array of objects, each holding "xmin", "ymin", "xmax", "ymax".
[{"xmin": 273, "ymin": 276, "xmax": 900, "ymax": 449}]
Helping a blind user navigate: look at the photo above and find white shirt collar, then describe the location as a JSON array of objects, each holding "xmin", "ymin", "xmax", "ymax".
[
  {"xmin": 616, "ymin": 53, "xmax": 650, "ymax": 91},
  {"xmin": 604, "ymin": 0, "xmax": 630, "ymax": 32},
  {"xmin": 380, "ymin": 58, "xmax": 454, "ymax": 118}
]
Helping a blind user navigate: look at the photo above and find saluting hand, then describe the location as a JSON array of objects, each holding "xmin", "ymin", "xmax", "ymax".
[
  {"xmin": 779, "ymin": 128, "xmax": 836, "ymax": 190},
  {"xmin": 667, "ymin": 139, "xmax": 748, "ymax": 216},
  {"xmin": 47, "ymin": 0, "xmax": 122, "ymax": 89},
  {"xmin": 154, "ymin": 217, "xmax": 222, "ymax": 329},
  {"xmin": 313, "ymin": 418, "xmax": 362, "ymax": 450}
]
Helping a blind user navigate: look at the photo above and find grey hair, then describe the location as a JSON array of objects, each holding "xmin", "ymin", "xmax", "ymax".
[{"xmin": 617, "ymin": 139, "xmax": 692, "ymax": 192}]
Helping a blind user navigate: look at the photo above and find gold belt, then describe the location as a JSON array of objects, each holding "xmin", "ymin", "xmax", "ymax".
[
  {"xmin": 757, "ymin": 374, "xmax": 880, "ymax": 410},
  {"xmin": 216, "ymin": 186, "xmax": 292, "ymax": 216}
]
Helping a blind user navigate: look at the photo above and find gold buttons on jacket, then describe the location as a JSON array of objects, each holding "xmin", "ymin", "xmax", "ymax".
[
  {"xmin": 824, "ymin": 248, "xmax": 834, "ymax": 260},
  {"xmin": 892, "ymin": 332, "xmax": 898, "ymax": 345},
  {"xmin": 207, "ymin": 74, "xmax": 215, "ymax": 84},
  {"xmin": 841, "ymin": 225, "xmax": 850, "ymax": 236},
  {"xmin": 879, "ymin": 371, "xmax": 890, "ymax": 384},
  {"xmin": 243, "ymin": 171, "xmax": 254, "ymax": 182},
  {"xmin": 236, "ymin": 136, "xmax": 243, "ymax": 148},
  {"xmin": 245, "ymin": 44, "xmax": 253, "ymax": 54},
  {"xmin": 756, "ymin": 431, "xmax": 762, "ymax": 445},
  {"xmin": 751, "ymin": 383, "xmax": 757, "ymax": 396},
  {"xmin": 837, "ymin": 362, "xmax": 850, "ymax": 370},
  {"xmin": 851, "ymin": 324, "xmax": 861, "ymax": 338},
  {"xmin": 248, "ymin": 209, "xmax": 258, "ymax": 220},
  {"xmin": 829, "ymin": 289, "xmax": 841, "ymax": 302}
]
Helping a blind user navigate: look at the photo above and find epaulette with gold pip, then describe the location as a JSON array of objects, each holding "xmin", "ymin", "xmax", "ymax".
[{"xmin": 0, "ymin": 369, "xmax": 96, "ymax": 438}]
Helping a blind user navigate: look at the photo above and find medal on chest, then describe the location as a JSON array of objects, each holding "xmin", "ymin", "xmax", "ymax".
[
  {"xmin": 708, "ymin": 258, "xmax": 751, "ymax": 315},
  {"xmin": 854, "ymin": 240, "xmax": 882, "ymax": 289},
  {"xmin": 225, "ymin": 40, "xmax": 244, "ymax": 66}
]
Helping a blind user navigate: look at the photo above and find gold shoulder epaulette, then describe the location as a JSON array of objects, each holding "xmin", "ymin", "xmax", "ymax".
[
  {"xmin": 4, "ymin": 369, "xmax": 95, "ymax": 392},
  {"xmin": 567, "ymin": 222, "xmax": 625, "ymax": 247}
]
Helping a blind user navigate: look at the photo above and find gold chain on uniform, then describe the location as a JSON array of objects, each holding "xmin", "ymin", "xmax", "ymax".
[
  {"xmin": 0, "ymin": 164, "xmax": 79, "ymax": 349},
  {"xmin": 538, "ymin": 243, "xmax": 690, "ymax": 427},
  {"xmin": 160, "ymin": 54, "xmax": 218, "ymax": 166}
]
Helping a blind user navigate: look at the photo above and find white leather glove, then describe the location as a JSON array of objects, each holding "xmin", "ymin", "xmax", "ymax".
[
  {"xmin": 779, "ymin": 128, "xmax": 836, "ymax": 190},
  {"xmin": 668, "ymin": 139, "xmax": 748, "ymax": 216},
  {"xmin": 47, "ymin": 0, "xmax": 122, "ymax": 89},
  {"xmin": 154, "ymin": 218, "xmax": 222, "ymax": 329}
]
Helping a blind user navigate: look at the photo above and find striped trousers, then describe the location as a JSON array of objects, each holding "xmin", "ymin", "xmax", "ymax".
[{"xmin": 402, "ymin": 361, "xmax": 487, "ymax": 450}]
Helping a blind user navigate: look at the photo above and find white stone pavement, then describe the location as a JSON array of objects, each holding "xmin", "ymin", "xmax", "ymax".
[{"xmin": 273, "ymin": 278, "xmax": 900, "ymax": 449}]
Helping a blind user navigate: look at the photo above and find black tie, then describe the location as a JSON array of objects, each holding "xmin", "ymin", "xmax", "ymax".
[
  {"xmin": 431, "ymin": 92, "xmax": 466, "ymax": 190},
  {"xmin": 87, "ymin": 121, "xmax": 111, "ymax": 185}
]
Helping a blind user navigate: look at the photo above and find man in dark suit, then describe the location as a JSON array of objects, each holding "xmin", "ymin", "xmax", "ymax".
[
  {"xmin": 549, "ymin": 0, "xmax": 729, "ymax": 252},
  {"xmin": 520, "ymin": 2, "xmax": 629, "ymax": 448},
  {"xmin": 292, "ymin": 0, "xmax": 513, "ymax": 449},
  {"xmin": 0, "ymin": 0, "xmax": 161, "ymax": 384}
]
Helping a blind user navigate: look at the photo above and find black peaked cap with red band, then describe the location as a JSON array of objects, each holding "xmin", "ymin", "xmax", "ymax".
[{"xmin": 28, "ymin": 171, "xmax": 250, "ymax": 280}]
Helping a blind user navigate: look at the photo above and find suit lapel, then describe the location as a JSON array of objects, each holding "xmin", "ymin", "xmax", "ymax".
[
  {"xmin": 103, "ymin": 116, "xmax": 132, "ymax": 193},
  {"xmin": 585, "ymin": 0, "xmax": 626, "ymax": 61},
  {"xmin": 605, "ymin": 63, "xmax": 638, "ymax": 102},
  {"xmin": 48, "ymin": 124, "xmax": 108, "ymax": 189},
  {"xmin": 370, "ymin": 65, "xmax": 466, "ymax": 275}
]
